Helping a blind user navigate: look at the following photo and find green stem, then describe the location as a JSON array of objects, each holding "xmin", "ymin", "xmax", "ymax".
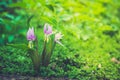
[{"xmin": 41, "ymin": 39, "xmax": 47, "ymax": 66}]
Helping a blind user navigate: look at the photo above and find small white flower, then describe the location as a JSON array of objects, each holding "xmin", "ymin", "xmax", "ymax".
[{"xmin": 55, "ymin": 32, "xmax": 64, "ymax": 46}]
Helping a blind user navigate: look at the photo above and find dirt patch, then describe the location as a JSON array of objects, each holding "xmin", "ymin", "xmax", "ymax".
[{"xmin": 0, "ymin": 74, "xmax": 70, "ymax": 80}]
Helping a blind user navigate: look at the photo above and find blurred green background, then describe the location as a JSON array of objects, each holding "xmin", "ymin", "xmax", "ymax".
[{"xmin": 0, "ymin": 0, "xmax": 120, "ymax": 79}]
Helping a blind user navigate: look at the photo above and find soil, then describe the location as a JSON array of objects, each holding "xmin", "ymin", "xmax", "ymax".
[{"xmin": 0, "ymin": 74, "xmax": 70, "ymax": 80}]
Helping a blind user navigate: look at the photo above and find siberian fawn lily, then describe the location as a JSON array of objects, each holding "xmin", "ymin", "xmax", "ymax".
[{"xmin": 26, "ymin": 23, "xmax": 63, "ymax": 73}]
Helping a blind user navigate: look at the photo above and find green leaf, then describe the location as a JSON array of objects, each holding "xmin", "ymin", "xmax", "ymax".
[
  {"xmin": 46, "ymin": 4, "xmax": 54, "ymax": 12},
  {"xmin": 7, "ymin": 44, "xmax": 29, "ymax": 50},
  {"xmin": 8, "ymin": 2, "xmax": 26, "ymax": 8},
  {"xmin": 8, "ymin": 35, "xmax": 14, "ymax": 43}
]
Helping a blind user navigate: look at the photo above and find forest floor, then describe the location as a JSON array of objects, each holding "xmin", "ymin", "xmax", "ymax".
[{"xmin": 0, "ymin": 74, "xmax": 71, "ymax": 80}]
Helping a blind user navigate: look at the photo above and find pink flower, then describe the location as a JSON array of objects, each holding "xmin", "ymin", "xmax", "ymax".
[
  {"xmin": 55, "ymin": 32, "xmax": 63, "ymax": 46},
  {"xmin": 44, "ymin": 23, "xmax": 52, "ymax": 35},
  {"xmin": 27, "ymin": 27, "xmax": 36, "ymax": 41}
]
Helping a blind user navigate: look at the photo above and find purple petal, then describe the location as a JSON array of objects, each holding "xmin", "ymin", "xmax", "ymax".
[
  {"xmin": 47, "ymin": 26, "xmax": 52, "ymax": 34},
  {"xmin": 44, "ymin": 23, "xmax": 52, "ymax": 35},
  {"xmin": 27, "ymin": 27, "xmax": 36, "ymax": 41}
]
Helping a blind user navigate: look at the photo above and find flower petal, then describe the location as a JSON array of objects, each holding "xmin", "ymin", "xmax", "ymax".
[
  {"xmin": 56, "ymin": 41, "xmax": 64, "ymax": 46},
  {"xmin": 27, "ymin": 27, "xmax": 36, "ymax": 41},
  {"xmin": 44, "ymin": 23, "xmax": 52, "ymax": 35}
]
